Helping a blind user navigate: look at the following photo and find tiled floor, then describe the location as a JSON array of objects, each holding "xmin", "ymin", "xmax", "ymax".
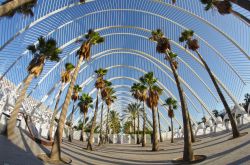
[{"xmin": 0, "ymin": 123, "xmax": 249, "ymax": 165}]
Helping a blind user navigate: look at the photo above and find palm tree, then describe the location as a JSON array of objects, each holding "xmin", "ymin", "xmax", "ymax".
[
  {"xmin": 87, "ymin": 68, "xmax": 107, "ymax": 150},
  {"xmin": 68, "ymin": 85, "xmax": 82, "ymax": 142},
  {"xmin": 0, "ymin": 0, "xmax": 37, "ymax": 17},
  {"xmin": 163, "ymin": 97, "xmax": 178, "ymax": 143},
  {"xmin": 138, "ymin": 83, "xmax": 147, "ymax": 147},
  {"xmin": 48, "ymin": 63, "xmax": 75, "ymax": 141},
  {"xmin": 109, "ymin": 111, "xmax": 121, "ymax": 134},
  {"xmin": 78, "ymin": 93, "xmax": 93, "ymax": 141},
  {"xmin": 49, "ymin": 29, "xmax": 104, "ymax": 161},
  {"xmin": 150, "ymin": 29, "xmax": 193, "ymax": 160},
  {"xmin": 123, "ymin": 120, "xmax": 133, "ymax": 134},
  {"xmin": 104, "ymin": 87, "xmax": 117, "ymax": 143},
  {"xmin": 7, "ymin": 37, "xmax": 61, "ymax": 140},
  {"xmin": 131, "ymin": 83, "xmax": 141, "ymax": 101},
  {"xmin": 179, "ymin": 29, "xmax": 240, "ymax": 138},
  {"xmin": 99, "ymin": 80, "xmax": 112, "ymax": 145},
  {"xmin": 123, "ymin": 103, "xmax": 141, "ymax": 140},
  {"xmin": 131, "ymin": 83, "xmax": 142, "ymax": 144},
  {"xmin": 140, "ymin": 72, "xmax": 163, "ymax": 151},
  {"xmin": 200, "ymin": 0, "xmax": 250, "ymax": 25}
]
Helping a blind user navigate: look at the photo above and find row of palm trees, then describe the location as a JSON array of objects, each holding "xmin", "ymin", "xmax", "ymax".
[
  {"xmin": 5, "ymin": 28, "xmax": 242, "ymax": 162},
  {"xmin": 5, "ymin": 29, "xmax": 104, "ymax": 162},
  {"xmin": 128, "ymin": 72, "xmax": 179, "ymax": 150},
  {"xmin": 123, "ymin": 103, "xmax": 143, "ymax": 144},
  {"xmin": 148, "ymin": 28, "xmax": 241, "ymax": 161},
  {"xmin": 2, "ymin": 19, "xmax": 243, "ymax": 163}
]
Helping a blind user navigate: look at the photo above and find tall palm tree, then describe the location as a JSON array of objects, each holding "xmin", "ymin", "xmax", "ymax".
[
  {"xmin": 99, "ymin": 80, "xmax": 112, "ymax": 145},
  {"xmin": 7, "ymin": 37, "xmax": 61, "ymax": 140},
  {"xmin": 138, "ymin": 83, "xmax": 147, "ymax": 147},
  {"xmin": 78, "ymin": 93, "xmax": 93, "ymax": 141},
  {"xmin": 123, "ymin": 103, "xmax": 141, "ymax": 140},
  {"xmin": 87, "ymin": 68, "xmax": 107, "ymax": 150},
  {"xmin": 109, "ymin": 111, "xmax": 121, "ymax": 134},
  {"xmin": 0, "ymin": 0, "xmax": 37, "ymax": 17},
  {"xmin": 49, "ymin": 29, "xmax": 104, "ymax": 161},
  {"xmin": 163, "ymin": 97, "xmax": 178, "ymax": 143},
  {"xmin": 179, "ymin": 29, "xmax": 240, "ymax": 138},
  {"xmin": 150, "ymin": 29, "xmax": 194, "ymax": 160},
  {"xmin": 104, "ymin": 87, "xmax": 117, "ymax": 143},
  {"xmin": 200, "ymin": 0, "xmax": 250, "ymax": 25},
  {"xmin": 131, "ymin": 83, "xmax": 142, "ymax": 144},
  {"xmin": 48, "ymin": 63, "xmax": 75, "ymax": 141},
  {"xmin": 140, "ymin": 72, "xmax": 163, "ymax": 151},
  {"xmin": 68, "ymin": 85, "xmax": 82, "ymax": 142}
]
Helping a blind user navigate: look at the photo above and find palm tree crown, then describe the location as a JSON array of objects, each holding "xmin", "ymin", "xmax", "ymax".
[
  {"xmin": 27, "ymin": 36, "xmax": 61, "ymax": 77},
  {"xmin": 131, "ymin": 83, "xmax": 141, "ymax": 100},
  {"xmin": 77, "ymin": 29, "xmax": 104, "ymax": 61},
  {"xmin": 105, "ymin": 87, "xmax": 117, "ymax": 108},
  {"xmin": 200, "ymin": 0, "xmax": 232, "ymax": 15},
  {"xmin": 61, "ymin": 63, "xmax": 75, "ymax": 83},
  {"xmin": 109, "ymin": 111, "xmax": 121, "ymax": 134},
  {"xmin": 163, "ymin": 97, "xmax": 178, "ymax": 118},
  {"xmin": 123, "ymin": 103, "xmax": 141, "ymax": 122},
  {"xmin": 95, "ymin": 68, "xmax": 108, "ymax": 90},
  {"xmin": 71, "ymin": 84, "xmax": 82, "ymax": 101},
  {"xmin": 101, "ymin": 80, "xmax": 112, "ymax": 99},
  {"xmin": 149, "ymin": 29, "xmax": 171, "ymax": 53},
  {"xmin": 78, "ymin": 93, "xmax": 93, "ymax": 117},
  {"xmin": 179, "ymin": 30, "xmax": 199, "ymax": 51}
]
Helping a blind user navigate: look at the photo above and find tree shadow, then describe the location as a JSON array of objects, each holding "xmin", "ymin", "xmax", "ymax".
[
  {"xmin": 0, "ymin": 134, "xmax": 43, "ymax": 165},
  {"xmin": 227, "ymin": 155, "xmax": 250, "ymax": 165},
  {"xmin": 62, "ymin": 142, "xmax": 172, "ymax": 164},
  {"xmin": 204, "ymin": 140, "xmax": 250, "ymax": 164}
]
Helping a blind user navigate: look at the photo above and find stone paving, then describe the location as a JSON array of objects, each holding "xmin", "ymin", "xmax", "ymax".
[{"xmin": 0, "ymin": 123, "xmax": 249, "ymax": 165}]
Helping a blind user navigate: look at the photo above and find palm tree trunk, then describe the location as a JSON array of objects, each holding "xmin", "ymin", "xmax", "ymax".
[
  {"xmin": 7, "ymin": 74, "xmax": 34, "ymax": 139},
  {"xmin": 0, "ymin": 0, "xmax": 34, "ymax": 17},
  {"xmin": 133, "ymin": 118, "xmax": 136, "ymax": 142},
  {"xmin": 80, "ymin": 114, "xmax": 86, "ymax": 141},
  {"xmin": 188, "ymin": 112, "xmax": 195, "ymax": 143},
  {"xmin": 195, "ymin": 51, "xmax": 240, "ymax": 138},
  {"xmin": 167, "ymin": 54, "xmax": 194, "ymax": 161},
  {"xmin": 142, "ymin": 102, "xmax": 146, "ymax": 147},
  {"xmin": 99, "ymin": 102, "xmax": 104, "ymax": 146},
  {"xmin": 171, "ymin": 117, "xmax": 174, "ymax": 143},
  {"xmin": 50, "ymin": 56, "xmax": 83, "ymax": 160},
  {"xmin": 87, "ymin": 90, "xmax": 99, "ymax": 151},
  {"xmin": 137, "ymin": 112, "xmax": 140, "ymax": 144},
  {"xmin": 105, "ymin": 106, "xmax": 110, "ymax": 143},
  {"xmin": 231, "ymin": 10, "xmax": 250, "ymax": 25},
  {"xmin": 157, "ymin": 107, "xmax": 163, "ymax": 142},
  {"xmin": 68, "ymin": 103, "xmax": 75, "ymax": 142},
  {"xmin": 48, "ymin": 86, "xmax": 63, "ymax": 141},
  {"xmin": 230, "ymin": 0, "xmax": 250, "ymax": 12},
  {"xmin": 152, "ymin": 106, "xmax": 159, "ymax": 151}
]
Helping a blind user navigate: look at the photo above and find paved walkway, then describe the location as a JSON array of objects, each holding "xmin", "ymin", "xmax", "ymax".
[{"xmin": 0, "ymin": 124, "xmax": 249, "ymax": 165}]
